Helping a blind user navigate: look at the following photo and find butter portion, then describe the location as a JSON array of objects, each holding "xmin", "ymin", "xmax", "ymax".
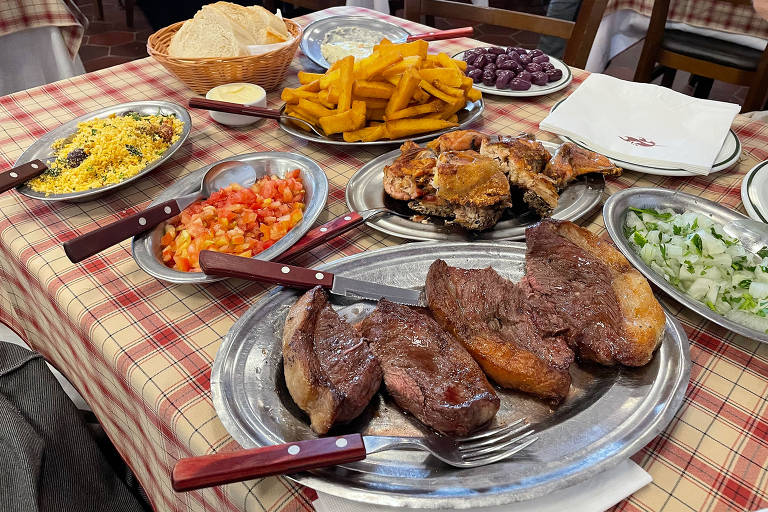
[{"xmin": 208, "ymin": 83, "xmax": 265, "ymax": 104}]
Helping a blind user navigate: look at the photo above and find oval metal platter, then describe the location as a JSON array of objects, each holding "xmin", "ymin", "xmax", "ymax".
[
  {"xmin": 131, "ymin": 152, "xmax": 328, "ymax": 284},
  {"xmin": 604, "ymin": 187, "xmax": 768, "ymax": 344},
  {"xmin": 345, "ymin": 140, "xmax": 604, "ymax": 241},
  {"xmin": 300, "ymin": 15, "xmax": 411, "ymax": 70},
  {"xmin": 452, "ymin": 50, "xmax": 572, "ymax": 98},
  {"xmin": 548, "ymin": 100, "xmax": 741, "ymax": 177},
  {"xmin": 15, "ymin": 101, "xmax": 191, "ymax": 202},
  {"xmin": 740, "ymin": 159, "xmax": 768, "ymax": 223},
  {"xmin": 279, "ymin": 98, "xmax": 484, "ymax": 146},
  {"xmin": 212, "ymin": 241, "xmax": 690, "ymax": 508}
]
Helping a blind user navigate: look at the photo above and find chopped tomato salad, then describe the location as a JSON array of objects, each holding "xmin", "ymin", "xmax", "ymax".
[{"xmin": 160, "ymin": 170, "xmax": 305, "ymax": 272}]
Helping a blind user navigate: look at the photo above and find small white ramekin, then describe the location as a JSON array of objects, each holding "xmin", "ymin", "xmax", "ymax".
[{"xmin": 205, "ymin": 83, "xmax": 267, "ymax": 127}]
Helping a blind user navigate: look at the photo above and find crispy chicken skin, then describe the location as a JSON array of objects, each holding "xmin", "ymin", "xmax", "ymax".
[
  {"xmin": 426, "ymin": 260, "xmax": 574, "ymax": 402},
  {"xmin": 282, "ymin": 287, "xmax": 383, "ymax": 434},
  {"xmin": 382, "ymin": 141, "xmax": 437, "ymax": 201},
  {"xmin": 544, "ymin": 142, "xmax": 622, "ymax": 187},
  {"xmin": 426, "ymin": 129, "xmax": 490, "ymax": 153},
  {"xmin": 523, "ymin": 220, "xmax": 665, "ymax": 366}
]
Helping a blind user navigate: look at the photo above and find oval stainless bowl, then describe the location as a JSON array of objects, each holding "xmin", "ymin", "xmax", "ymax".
[
  {"xmin": 300, "ymin": 15, "xmax": 410, "ymax": 70},
  {"xmin": 212, "ymin": 241, "xmax": 690, "ymax": 508},
  {"xmin": 279, "ymin": 98, "xmax": 484, "ymax": 146},
  {"xmin": 345, "ymin": 140, "xmax": 604, "ymax": 241},
  {"xmin": 604, "ymin": 187, "xmax": 768, "ymax": 343},
  {"xmin": 15, "ymin": 101, "xmax": 191, "ymax": 202},
  {"xmin": 131, "ymin": 152, "xmax": 328, "ymax": 285}
]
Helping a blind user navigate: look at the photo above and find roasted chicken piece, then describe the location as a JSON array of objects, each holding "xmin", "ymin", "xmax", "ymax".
[
  {"xmin": 523, "ymin": 220, "xmax": 665, "ymax": 366},
  {"xmin": 382, "ymin": 141, "xmax": 437, "ymax": 201},
  {"xmin": 479, "ymin": 135, "xmax": 560, "ymax": 217},
  {"xmin": 282, "ymin": 287, "xmax": 383, "ymax": 434},
  {"xmin": 426, "ymin": 260, "xmax": 574, "ymax": 402},
  {"xmin": 359, "ymin": 300, "xmax": 500, "ymax": 435},
  {"xmin": 410, "ymin": 150, "xmax": 511, "ymax": 230},
  {"xmin": 426, "ymin": 129, "xmax": 489, "ymax": 153},
  {"xmin": 544, "ymin": 142, "xmax": 622, "ymax": 187}
]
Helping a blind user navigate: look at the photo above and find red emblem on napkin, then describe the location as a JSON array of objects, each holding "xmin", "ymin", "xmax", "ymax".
[{"xmin": 620, "ymin": 136, "xmax": 657, "ymax": 147}]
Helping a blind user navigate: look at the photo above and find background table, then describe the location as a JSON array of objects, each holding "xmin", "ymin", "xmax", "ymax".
[
  {"xmin": 588, "ymin": 0, "xmax": 768, "ymax": 71},
  {"xmin": 0, "ymin": 6, "xmax": 766, "ymax": 512}
]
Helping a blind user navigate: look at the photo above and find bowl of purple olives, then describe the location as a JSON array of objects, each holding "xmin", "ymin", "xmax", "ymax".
[{"xmin": 455, "ymin": 46, "xmax": 572, "ymax": 97}]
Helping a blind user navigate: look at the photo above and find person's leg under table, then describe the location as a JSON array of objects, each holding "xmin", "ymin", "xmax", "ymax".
[{"xmin": 539, "ymin": 0, "xmax": 583, "ymax": 58}]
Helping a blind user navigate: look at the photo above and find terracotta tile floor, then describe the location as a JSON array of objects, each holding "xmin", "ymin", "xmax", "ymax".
[{"xmin": 71, "ymin": 0, "xmax": 748, "ymax": 107}]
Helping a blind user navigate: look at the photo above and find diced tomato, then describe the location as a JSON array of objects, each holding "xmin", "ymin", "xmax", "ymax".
[{"xmin": 159, "ymin": 171, "xmax": 306, "ymax": 272}]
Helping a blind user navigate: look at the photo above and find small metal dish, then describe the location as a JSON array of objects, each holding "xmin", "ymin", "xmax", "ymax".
[
  {"xmin": 131, "ymin": 152, "xmax": 328, "ymax": 285},
  {"xmin": 604, "ymin": 187, "xmax": 768, "ymax": 344},
  {"xmin": 279, "ymin": 98, "xmax": 484, "ymax": 146},
  {"xmin": 15, "ymin": 101, "xmax": 191, "ymax": 202},
  {"xmin": 300, "ymin": 16, "xmax": 411, "ymax": 70}
]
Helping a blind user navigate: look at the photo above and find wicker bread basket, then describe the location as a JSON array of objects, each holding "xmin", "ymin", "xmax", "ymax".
[{"xmin": 147, "ymin": 18, "xmax": 302, "ymax": 94}]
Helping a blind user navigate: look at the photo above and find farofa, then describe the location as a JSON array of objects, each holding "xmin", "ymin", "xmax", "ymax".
[{"xmin": 27, "ymin": 112, "xmax": 184, "ymax": 195}]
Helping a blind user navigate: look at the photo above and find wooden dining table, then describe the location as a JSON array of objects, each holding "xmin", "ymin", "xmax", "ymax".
[{"xmin": 0, "ymin": 5, "xmax": 766, "ymax": 512}]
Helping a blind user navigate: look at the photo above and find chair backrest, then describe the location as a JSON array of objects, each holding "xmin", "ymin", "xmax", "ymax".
[{"xmin": 403, "ymin": 0, "xmax": 609, "ymax": 68}]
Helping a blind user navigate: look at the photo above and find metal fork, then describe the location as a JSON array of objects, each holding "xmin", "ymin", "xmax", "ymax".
[{"xmin": 171, "ymin": 420, "xmax": 538, "ymax": 491}]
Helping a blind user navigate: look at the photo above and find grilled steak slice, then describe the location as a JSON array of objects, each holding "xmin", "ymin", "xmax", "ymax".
[
  {"xmin": 282, "ymin": 287, "xmax": 383, "ymax": 434},
  {"xmin": 359, "ymin": 299, "xmax": 500, "ymax": 435},
  {"xmin": 426, "ymin": 260, "xmax": 573, "ymax": 402},
  {"xmin": 523, "ymin": 219, "xmax": 665, "ymax": 366}
]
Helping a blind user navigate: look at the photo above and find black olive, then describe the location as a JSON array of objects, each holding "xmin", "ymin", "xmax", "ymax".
[{"xmin": 66, "ymin": 148, "xmax": 88, "ymax": 168}]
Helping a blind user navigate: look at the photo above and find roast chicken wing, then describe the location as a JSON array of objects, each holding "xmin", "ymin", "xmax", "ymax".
[{"xmin": 544, "ymin": 142, "xmax": 622, "ymax": 187}]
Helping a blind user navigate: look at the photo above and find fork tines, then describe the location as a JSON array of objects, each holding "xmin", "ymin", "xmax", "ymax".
[{"xmin": 458, "ymin": 419, "xmax": 538, "ymax": 465}]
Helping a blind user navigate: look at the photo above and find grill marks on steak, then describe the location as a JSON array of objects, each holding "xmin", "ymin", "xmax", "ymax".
[
  {"xmin": 425, "ymin": 260, "xmax": 573, "ymax": 402},
  {"xmin": 523, "ymin": 219, "xmax": 666, "ymax": 366},
  {"xmin": 282, "ymin": 287, "xmax": 383, "ymax": 434},
  {"xmin": 359, "ymin": 299, "xmax": 499, "ymax": 435}
]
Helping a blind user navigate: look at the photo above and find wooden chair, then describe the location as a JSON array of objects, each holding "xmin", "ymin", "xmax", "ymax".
[
  {"xmin": 402, "ymin": 0, "xmax": 609, "ymax": 69},
  {"xmin": 634, "ymin": 0, "xmax": 768, "ymax": 112}
]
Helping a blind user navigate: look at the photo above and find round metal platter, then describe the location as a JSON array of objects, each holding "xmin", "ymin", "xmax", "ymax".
[
  {"xmin": 604, "ymin": 187, "xmax": 768, "ymax": 344},
  {"xmin": 212, "ymin": 241, "xmax": 690, "ymax": 508},
  {"xmin": 452, "ymin": 50, "xmax": 572, "ymax": 97},
  {"xmin": 131, "ymin": 152, "xmax": 328, "ymax": 284},
  {"xmin": 345, "ymin": 140, "xmax": 604, "ymax": 241},
  {"xmin": 549, "ymin": 100, "xmax": 741, "ymax": 176},
  {"xmin": 15, "ymin": 101, "xmax": 191, "ymax": 202},
  {"xmin": 740, "ymin": 159, "xmax": 768, "ymax": 223},
  {"xmin": 279, "ymin": 98, "xmax": 484, "ymax": 146},
  {"xmin": 300, "ymin": 15, "xmax": 411, "ymax": 70}
]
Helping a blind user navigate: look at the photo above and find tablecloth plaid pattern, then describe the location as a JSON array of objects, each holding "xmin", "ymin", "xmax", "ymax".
[
  {"xmin": 0, "ymin": 0, "xmax": 86, "ymax": 58},
  {"xmin": 0, "ymin": 6, "xmax": 765, "ymax": 512},
  {"xmin": 606, "ymin": 0, "xmax": 768, "ymax": 40}
]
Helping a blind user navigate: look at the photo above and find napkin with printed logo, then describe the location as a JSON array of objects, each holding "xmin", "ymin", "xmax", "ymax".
[{"xmin": 539, "ymin": 74, "xmax": 740, "ymax": 175}]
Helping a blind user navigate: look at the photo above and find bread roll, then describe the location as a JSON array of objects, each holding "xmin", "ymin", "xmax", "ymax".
[{"xmin": 167, "ymin": 1, "xmax": 290, "ymax": 58}]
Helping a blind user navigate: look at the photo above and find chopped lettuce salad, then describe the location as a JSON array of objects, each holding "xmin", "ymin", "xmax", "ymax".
[{"xmin": 625, "ymin": 207, "xmax": 768, "ymax": 334}]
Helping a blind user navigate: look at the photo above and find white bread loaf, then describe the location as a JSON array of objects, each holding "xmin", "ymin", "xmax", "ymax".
[{"xmin": 167, "ymin": 2, "xmax": 290, "ymax": 58}]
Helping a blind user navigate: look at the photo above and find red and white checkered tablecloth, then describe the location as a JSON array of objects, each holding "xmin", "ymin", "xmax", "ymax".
[
  {"xmin": 606, "ymin": 0, "xmax": 768, "ymax": 40},
  {"xmin": 0, "ymin": 0, "xmax": 86, "ymax": 58},
  {"xmin": 0, "ymin": 6, "xmax": 766, "ymax": 512}
]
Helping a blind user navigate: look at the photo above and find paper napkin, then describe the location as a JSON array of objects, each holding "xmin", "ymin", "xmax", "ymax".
[
  {"xmin": 539, "ymin": 74, "xmax": 740, "ymax": 175},
  {"xmin": 313, "ymin": 459, "xmax": 651, "ymax": 512}
]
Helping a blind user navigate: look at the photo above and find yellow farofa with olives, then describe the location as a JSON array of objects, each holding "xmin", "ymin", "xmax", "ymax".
[{"xmin": 27, "ymin": 112, "xmax": 184, "ymax": 195}]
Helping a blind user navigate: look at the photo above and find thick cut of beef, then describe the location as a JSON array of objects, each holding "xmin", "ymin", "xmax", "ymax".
[
  {"xmin": 425, "ymin": 260, "xmax": 574, "ymax": 402},
  {"xmin": 359, "ymin": 299, "xmax": 499, "ymax": 435},
  {"xmin": 523, "ymin": 219, "xmax": 666, "ymax": 366},
  {"xmin": 282, "ymin": 287, "xmax": 383, "ymax": 434}
]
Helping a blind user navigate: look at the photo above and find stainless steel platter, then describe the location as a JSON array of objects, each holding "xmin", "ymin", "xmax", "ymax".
[
  {"xmin": 300, "ymin": 15, "xmax": 410, "ymax": 70},
  {"xmin": 549, "ymin": 100, "xmax": 741, "ymax": 177},
  {"xmin": 345, "ymin": 140, "xmax": 604, "ymax": 241},
  {"xmin": 604, "ymin": 187, "xmax": 768, "ymax": 344},
  {"xmin": 452, "ymin": 50, "xmax": 573, "ymax": 98},
  {"xmin": 212, "ymin": 242, "xmax": 690, "ymax": 508},
  {"xmin": 15, "ymin": 101, "xmax": 191, "ymax": 202},
  {"xmin": 279, "ymin": 98, "xmax": 484, "ymax": 146},
  {"xmin": 131, "ymin": 152, "xmax": 328, "ymax": 285}
]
